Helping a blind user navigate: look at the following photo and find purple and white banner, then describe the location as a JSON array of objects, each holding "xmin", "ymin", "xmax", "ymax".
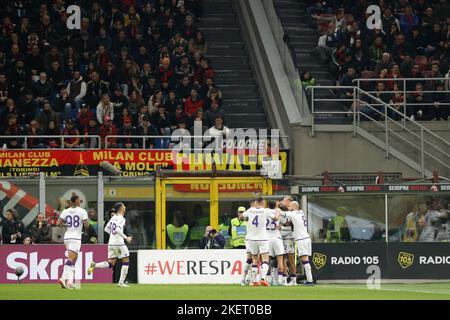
[{"xmin": 0, "ymin": 245, "xmax": 111, "ymax": 283}]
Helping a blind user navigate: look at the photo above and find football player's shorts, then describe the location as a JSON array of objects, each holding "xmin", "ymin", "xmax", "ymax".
[
  {"xmin": 282, "ymin": 238, "xmax": 295, "ymax": 254},
  {"xmin": 64, "ymin": 239, "xmax": 81, "ymax": 255},
  {"xmin": 108, "ymin": 244, "xmax": 130, "ymax": 259},
  {"xmin": 269, "ymin": 237, "xmax": 285, "ymax": 257},
  {"xmin": 296, "ymin": 237, "xmax": 312, "ymax": 257},
  {"xmin": 248, "ymin": 240, "xmax": 269, "ymax": 256},
  {"xmin": 245, "ymin": 239, "xmax": 251, "ymax": 253}
]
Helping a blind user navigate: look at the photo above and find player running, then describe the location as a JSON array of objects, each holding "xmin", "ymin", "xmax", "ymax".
[
  {"xmin": 281, "ymin": 201, "xmax": 314, "ymax": 286},
  {"xmin": 239, "ymin": 197, "xmax": 279, "ymax": 286},
  {"xmin": 266, "ymin": 200, "xmax": 286, "ymax": 286},
  {"xmin": 57, "ymin": 194, "xmax": 89, "ymax": 289},
  {"xmin": 87, "ymin": 202, "xmax": 133, "ymax": 287}
]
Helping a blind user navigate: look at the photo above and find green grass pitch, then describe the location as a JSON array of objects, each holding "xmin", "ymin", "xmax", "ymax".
[{"xmin": 1, "ymin": 283, "xmax": 450, "ymax": 300}]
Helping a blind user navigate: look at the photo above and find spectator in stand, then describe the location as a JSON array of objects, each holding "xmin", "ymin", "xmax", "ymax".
[
  {"xmin": 166, "ymin": 90, "xmax": 182, "ymax": 114},
  {"xmin": 26, "ymin": 120, "xmax": 46, "ymax": 149},
  {"xmin": 400, "ymin": 5, "xmax": 419, "ymax": 35},
  {"xmin": 96, "ymin": 93, "xmax": 115, "ymax": 125},
  {"xmin": 199, "ymin": 77, "xmax": 218, "ymax": 100},
  {"xmin": 204, "ymin": 86, "xmax": 223, "ymax": 110},
  {"xmin": 389, "ymin": 83, "xmax": 406, "ymax": 120},
  {"xmin": 194, "ymin": 57, "xmax": 214, "ymax": 86},
  {"xmin": 1, "ymin": 208, "xmax": 25, "ymax": 244},
  {"xmin": 62, "ymin": 118, "xmax": 81, "ymax": 149},
  {"xmin": 44, "ymin": 121, "xmax": 61, "ymax": 148},
  {"xmin": 206, "ymin": 115, "xmax": 230, "ymax": 139},
  {"xmin": 66, "ymin": 71, "xmax": 87, "ymax": 110},
  {"xmin": 22, "ymin": 235, "xmax": 33, "ymax": 245},
  {"xmin": 99, "ymin": 116, "xmax": 118, "ymax": 148},
  {"xmin": 205, "ymin": 101, "xmax": 226, "ymax": 128},
  {"xmin": 0, "ymin": 72, "xmax": 10, "ymax": 110},
  {"xmin": 391, "ymin": 33, "xmax": 414, "ymax": 66},
  {"xmin": 189, "ymin": 31, "xmax": 208, "ymax": 55},
  {"xmin": 135, "ymin": 114, "xmax": 158, "ymax": 149},
  {"xmin": 426, "ymin": 63, "xmax": 443, "ymax": 91},
  {"xmin": 381, "ymin": 6, "xmax": 400, "ymax": 35},
  {"xmin": 36, "ymin": 100, "xmax": 59, "ymax": 130},
  {"xmin": 339, "ymin": 66, "xmax": 357, "ymax": 100},
  {"xmin": 76, "ymin": 103, "xmax": 95, "ymax": 134},
  {"xmin": 185, "ymin": 88, "xmax": 204, "ymax": 117},
  {"xmin": 407, "ymin": 82, "xmax": 432, "ymax": 120},
  {"xmin": 9, "ymin": 59, "xmax": 28, "ymax": 99},
  {"xmin": 54, "ymin": 86, "xmax": 73, "ymax": 124},
  {"xmin": 369, "ymin": 36, "xmax": 388, "ymax": 69},
  {"xmin": 170, "ymin": 105, "xmax": 189, "ymax": 131},
  {"xmin": 177, "ymin": 76, "xmax": 193, "ymax": 103},
  {"xmin": 28, "ymin": 213, "xmax": 52, "ymax": 244},
  {"xmin": 2, "ymin": 114, "xmax": 23, "ymax": 149},
  {"xmin": 424, "ymin": 23, "xmax": 445, "ymax": 57},
  {"xmin": 80, "ymin": 118, "xmax": 99, "ymax": 149},
  {"xmin": 111, "ymin": 84, "xmax": 129, "ymax": 113},
  {"xmin": 86, "ymin": 71, "xmax": 109, "ymax": 110},
  {"xmin": 148, "ymin": 89, "xmax": 164, "ymax": 114},
  {"xmin": 301, "ymin": 71, "xmax": 316, "ymax": 89},
  {"xmin": 47, "ymin": 60, "xmax": 65, "ymax": 89},
  {"xmin": 16, "ymin": 89, "xmax": 36, "ymax": 126},
  {"xmin": 317, "ymin": 21, "xmax": 343, "ymax": 63},
  {"xmin": 430, "ymin": 82, "xmax": 449, "ymax": 121},
  {"xmin": 33, "ymin": 71, "xmax": 53, "ymax": 106},
  {"xmin": 128, "ymin": 89, "xmax": 145, "ymax": 115},
  {"xmin": 118, "ymin": 119, "xmax": 138, "ymax": 149}
]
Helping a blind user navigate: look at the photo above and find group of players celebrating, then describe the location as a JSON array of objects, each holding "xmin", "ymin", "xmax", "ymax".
[
  {"xmin": 56, "ymin": 194, "xmax": 312, "ymax": 288},
  {"xmin": 238, "ymin": 196, "xmax": 314, "ymax": 287}
]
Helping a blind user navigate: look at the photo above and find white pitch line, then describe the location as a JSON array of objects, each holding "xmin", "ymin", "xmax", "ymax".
[{"xmin": 318, "ymin": 285, "xmax": 450, "ymax": 296}]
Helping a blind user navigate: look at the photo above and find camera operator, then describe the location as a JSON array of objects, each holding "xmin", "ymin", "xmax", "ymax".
[{"xmin": 199, "ymin": 226, "xmax": 226, "ymax": 249}]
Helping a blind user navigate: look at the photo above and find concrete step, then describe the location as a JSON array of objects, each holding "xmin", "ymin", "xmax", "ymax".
[
  {"xmin": 200, "ymin": 30, "xmax": 242, "ymax": 42},
  {"xmin": 221, "ymin": 84, "xmax": 258, "ymax": 98},
  {"xmin": 209, "ymin": 55, "xmax": 249, "ymax": 68},
  {"xmin": 215, "ymin": 69, "xmax": 253, "ymax": 80},
  {"xmin": 227, "ymin": 113, "xmax": 267, "ymax": 123},
  {"xmin": 222, "ymin": 99, "xmax": 262, "ymax": 113}
]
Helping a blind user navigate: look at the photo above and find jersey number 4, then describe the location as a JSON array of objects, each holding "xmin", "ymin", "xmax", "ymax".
[{"xmin": 251, "ymin": 216, "xmax": 259, "ymax": 227}]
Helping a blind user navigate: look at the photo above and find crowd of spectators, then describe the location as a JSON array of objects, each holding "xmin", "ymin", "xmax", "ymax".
[
  {"xmin": 0, "ymin": 0, "xmax": 229, "ymax": 149},
  {"xmin": 306, "ymin": 0, "xmax": 450, "ymax": 121},
  {"xmin": 0, "ymin": 207, "xmax": 98, "ymax": 245}
]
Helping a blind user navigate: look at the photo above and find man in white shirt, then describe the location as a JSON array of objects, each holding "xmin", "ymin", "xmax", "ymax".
[
  {"xmin": 239, "ymin": 197, "xmax": 279, "ymax": 286},
  {"xmin": 87, "ymin": 202, "xmax": 133, "ymax": 287},
  {"xmin": 57, "ymin": 194, "xmax": 89, "ymax": 289},
  {"xmin": 280, "ymin": 201, "xmax": 314, "ymax": 286}
]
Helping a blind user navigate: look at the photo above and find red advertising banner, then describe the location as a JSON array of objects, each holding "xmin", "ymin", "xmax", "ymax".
[
  {"xmin": 0, "ymin": 149, "xmax": 288, "ymax": 177},
  {"xmin": 0, "ymin": 245, "xmax": 111, "ymax": 283}
]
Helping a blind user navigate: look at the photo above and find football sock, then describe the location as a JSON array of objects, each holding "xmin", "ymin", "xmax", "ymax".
[
  {"xmin": 95, "ymin": 261, "xmax": 112, "ymax": 269},
  {"xmin": 119, "ymin": 262, "xmax": 129, "ymax": 284},
  {"xmin": 303, "ymin": 261, "xmax": 313, "ymax": 283},
  {"xmin": 260, "ymin": 261, "xmax": 269, "ymax": 281}
]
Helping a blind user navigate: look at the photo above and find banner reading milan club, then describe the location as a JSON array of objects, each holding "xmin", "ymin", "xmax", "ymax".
[
  {"xmin": 0, "ymin": 149, "xmax": 288, "ymax": 177},
  {"xmin": 0, "ymin": 245, "xmax": 111, "ymax": 283}
]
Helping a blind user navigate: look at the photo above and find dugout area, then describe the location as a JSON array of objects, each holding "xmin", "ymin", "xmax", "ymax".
[{"xmin": 154, "ymin": 170, "xmax": 273, "ymax": 249}]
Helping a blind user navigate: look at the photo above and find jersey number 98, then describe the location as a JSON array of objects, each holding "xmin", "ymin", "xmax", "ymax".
[{"xmin": 66, "ymin": 215, "xmax": 80, "ymax": 228}]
